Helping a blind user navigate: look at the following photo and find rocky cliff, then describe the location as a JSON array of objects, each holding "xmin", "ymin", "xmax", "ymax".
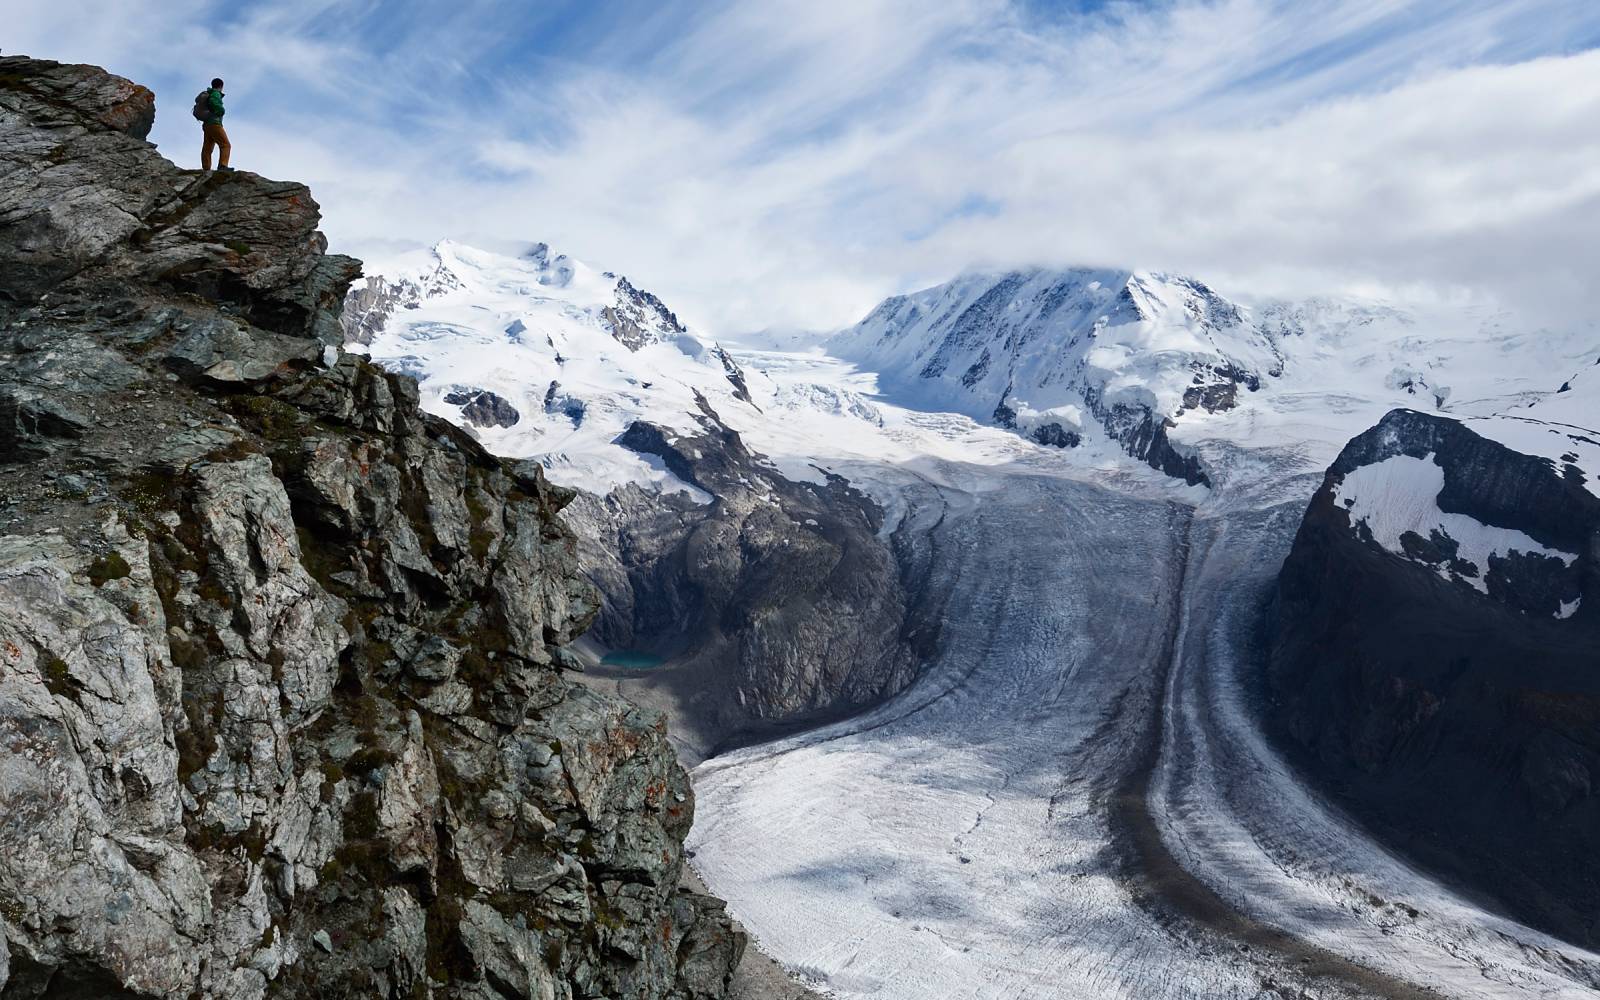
[
  {"xmin": 1268, "ymin": 408, "xmax": 1600, "ymax": 947},
  {"xmin": 565, "ymin": 401, "xmax": 919, "ymax": 762},
  {"xmin": 0, "ymin": 55, "xmax": 740, "ymax": 999},
  {"xmin": 336, "ymin": 238, "xmax": 923, "ymax": 765}
]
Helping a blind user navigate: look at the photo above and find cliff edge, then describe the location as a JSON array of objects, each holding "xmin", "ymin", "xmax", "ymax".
[
  {"xmin": 1268, "ymin": 408, "xmax": 1600, "ymax": 947},
  {"xmin": 0, "ymin": 55, "xmax": 740, "ymax": 999}
]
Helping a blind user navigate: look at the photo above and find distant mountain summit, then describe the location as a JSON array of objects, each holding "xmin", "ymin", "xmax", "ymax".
[
  {"xmin": 344, "ymin": 239, "xmax": 688, "ymax": 352},
  {"xmin": 830, "ymin": 267, "xmax": 1586, "ymax": 488},
  {"xmin": 343, "ymin": 240, "xmax": 755, "ymax": 492},
  {"xmin": 830, "ymin": 268, "xmax": 1279, "ymax": 483}
]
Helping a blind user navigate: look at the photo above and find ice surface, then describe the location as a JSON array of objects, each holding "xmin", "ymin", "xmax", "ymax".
[
  {"xmin": 349, "ymin": 241, "xmax": 1600, "ymax": 998},
  {"xmin": 689, "ymin": 469, "xmax": 1600, "ymax": 999}
]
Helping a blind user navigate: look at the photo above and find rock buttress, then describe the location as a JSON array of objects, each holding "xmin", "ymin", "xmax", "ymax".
[{"xmin": 0, "ymin": 55, "xmax": 741, "ymax": 999}]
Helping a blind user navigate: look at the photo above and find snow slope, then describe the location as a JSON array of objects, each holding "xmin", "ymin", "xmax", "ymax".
[
  {"xmin": 1479, "ymin": 365, "xmax": 1600, "ymax": 497},
  {"xmin": 349, "ymin": 244, "xmax": 1600, "ymax": 507},
  {"xmin": 346, "ymin": 242, "xmax": 1171, "ymax": 501},
  {"xmin": 1332, "ymin": 451, "xmax": 1578, "ymax": 595},
  {"xmin": 828, "ymin": 268, "xmax": 1600, "ymax": 491},
  {"xmin": 348, "ymin": 240, "xmax": 761, "ymax": 496}
]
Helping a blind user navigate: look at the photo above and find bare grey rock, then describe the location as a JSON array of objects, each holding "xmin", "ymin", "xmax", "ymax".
[
  {"xmin": 444, "ymin": 388, "xmax": 521, "ymax": 428},
  {"xmin": 0, "ymin": 54, "xmax": 738, "ymax": 1000},
  {"xmin": 0, "ymin": 389, "xmax": 90, "ymax": 461},
  {"xmin": 603, "ymin": 276, "xmax": 685, "ymax": 351},
  {"xmin": 566, "ymin": 404, "xmax": 919, "ymax": 761},
  {"xmin": 340, "ymin": 274, "xmax": 423, "ymax": 346}
]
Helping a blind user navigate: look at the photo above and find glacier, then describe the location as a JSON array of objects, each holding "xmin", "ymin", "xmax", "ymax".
[{"xmin": 348, "ymin": 240, "xmax": 1600, "ymax": 999}]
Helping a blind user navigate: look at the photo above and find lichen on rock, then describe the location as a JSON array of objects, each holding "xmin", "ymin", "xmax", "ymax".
[{"xmin": 0, "ymin": 55, "xmax": 740, "ymax": 999}]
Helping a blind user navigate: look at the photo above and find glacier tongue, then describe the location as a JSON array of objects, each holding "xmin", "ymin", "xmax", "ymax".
[
  {"xmin": 343, "ymin": 238, "xmax": 1600, "ymax": 999},
  {"xmin": 688, "ymin": 460, "xmax": 1600, "ymax": 1000}
]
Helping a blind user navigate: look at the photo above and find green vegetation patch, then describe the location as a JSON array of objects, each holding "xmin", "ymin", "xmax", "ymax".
[
  {"xmin": 86, "ymin": 551, "xmax": 132, "ymax": 586},
  {"xmin": 225, "ymin": 394, "xmax": 307, "ymax": 441},
  {"xmin": 42, "ymin": 655, "xmax": 73, "ymax": 697}
]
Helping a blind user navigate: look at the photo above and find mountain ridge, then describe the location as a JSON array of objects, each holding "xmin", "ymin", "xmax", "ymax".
[
  {"xmin": 0, "ymin": 54, "xmax": 741, "ymax": 1000},
  {"xmin": 829, "ymin": 264, "xmax": 1592, "ymax": 490}
]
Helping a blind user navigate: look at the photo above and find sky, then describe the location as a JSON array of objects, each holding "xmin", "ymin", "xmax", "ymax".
[{"xmin": 10, "ymin": 0, "xmax": 1600, "ymax": 334}]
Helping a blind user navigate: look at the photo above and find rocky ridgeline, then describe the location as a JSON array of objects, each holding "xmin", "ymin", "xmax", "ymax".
[
  {"xmin": 1269, "ymin": 408, "xmax": 1600, "ymax": 948},
  {"xmin": 0, "ymin": 56, "xmax": 739, "ymax": 998}
]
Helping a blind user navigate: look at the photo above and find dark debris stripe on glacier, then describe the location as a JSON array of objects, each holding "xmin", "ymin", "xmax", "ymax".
[{"xmin": 688, "ymin": 461, "xmax": 1600, "ymax": 1000}]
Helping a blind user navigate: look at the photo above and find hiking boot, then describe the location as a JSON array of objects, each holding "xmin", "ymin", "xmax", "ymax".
[{"xmin": 216, "ymin": 165, "xmax": 236, "ymax": 173}]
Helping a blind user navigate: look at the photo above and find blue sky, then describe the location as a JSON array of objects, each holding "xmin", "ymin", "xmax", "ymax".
[{"xmin": 12, "ymin": 1, "xmax": 1600, "ymax": 331}]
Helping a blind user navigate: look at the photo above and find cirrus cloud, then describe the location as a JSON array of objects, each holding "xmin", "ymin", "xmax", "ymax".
[{"xmin": 9, "ymin": 0, "xmax": 1600, "ymax": 333}]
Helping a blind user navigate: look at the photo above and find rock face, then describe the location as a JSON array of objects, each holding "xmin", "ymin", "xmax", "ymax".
[
  {"xmin": 0, "ymin": 55, "xmax": 740, "ymax": 999},
  {"xmin": 604, "ymin": 276, "xmax": 686, "ymax": 352},
  {"xmin": 1268, "ymin": 408, "xmax": 1600, "ymax": 947},
  {"xmin": 443, "ymin": 388, "xmax": 521, "ymax": 429},
  {"xmin": 565, "ymin": 401, "xmax": 919, "ymax": 761},
  {"xmin": 339, "ymin": 240, "xmax": 923, "ymax": 760}
]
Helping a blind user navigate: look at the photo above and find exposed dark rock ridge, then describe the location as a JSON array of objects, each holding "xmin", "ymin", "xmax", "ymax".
[
  {"xmin": 444, "ymin": 388, "xmax": 521, "ymax": 429},
  {"xmin": 340, "ymin": 274, "xmax": 423, "ymax": 346},
  {"xmin": 1082, "ymin": 387, "xmax": 1210, "ymax": 487},
  {"xmin": 1028, "ymin": 422, "xmax": 1081, "ymax": 449},
  {"xmin": 1268, "ymin": 408, "xmax": 1600, "ymax": 947},
  {"xmin": 605, "ymin": 277, "xmax": 686, "ymax": 352},
  {"xmin": 712, "ymin": 348, "xmax": 756, "ymax": 409},
  {"xmin": 0, "ymin": 55, "xmax": 740, "ymax": 999},
  {"xmin": 564, "ymin": 400, "xmax": 919, "ymax": 762}
]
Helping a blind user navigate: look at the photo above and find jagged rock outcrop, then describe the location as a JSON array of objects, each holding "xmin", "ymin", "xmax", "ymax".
[
  {"xmin": 0, "ymin": 54, "xmax": 740, "ymax": 999},
  {"xmin": 1268, "ymin": 408, "xmax": 1600, "ymax": 948},
  {"xmin": 604, "ymin": 277, "xmax": 685, "ymax": 352},
  {"xmin": 340, "ymin": 275, "xmax": 421, "ymax": 346},
  {"xmin": 564, "ymin": 400, "xmax": 919, "ymax": 762},
  {"xmin": 444, "ymin": 388, "xmax": 521, "ymax": 429}
]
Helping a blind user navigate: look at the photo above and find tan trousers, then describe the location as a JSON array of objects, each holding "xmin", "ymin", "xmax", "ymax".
[{"xmin": 201, "ymin": 123, "xmax": 231, "ymax": 169}]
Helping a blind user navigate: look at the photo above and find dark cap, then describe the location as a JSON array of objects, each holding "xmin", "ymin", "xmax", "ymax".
[{"xmin": 211, "ymin": 78, "xmax": 224, "ymax": 88}]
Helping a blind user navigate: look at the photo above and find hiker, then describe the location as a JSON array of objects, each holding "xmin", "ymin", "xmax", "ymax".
[{"xmin": 196, "ymin": 77, "xmax": 233, "ymax": 172}]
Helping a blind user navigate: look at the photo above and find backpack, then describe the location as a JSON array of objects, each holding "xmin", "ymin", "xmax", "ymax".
[{"xmin": 192, "ymin": 90, "xmax": 211, "ymax": 122}]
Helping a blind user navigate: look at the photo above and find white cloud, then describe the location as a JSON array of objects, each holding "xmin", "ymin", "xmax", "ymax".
[{"xmin": 8, "ymin": 1, "xmax": 1600, "ymax": 334}]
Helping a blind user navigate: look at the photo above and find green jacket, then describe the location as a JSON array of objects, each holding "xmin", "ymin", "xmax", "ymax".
[{"xmin": 204, "ymin": 88, "xmax": 225, "ymax": 126}]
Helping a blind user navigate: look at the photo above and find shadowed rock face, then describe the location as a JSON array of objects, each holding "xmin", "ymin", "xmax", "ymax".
[
  {"xmin": 1269, "ymin": 408, "xmax": 1600, "ymax": 948},
  {"xmin": 564, "ymin": 400, "xmax": 919, "ymax": 762},
  {"xmin": 0, "ymin": 55, "xmax": 740, "ymax": 999}
]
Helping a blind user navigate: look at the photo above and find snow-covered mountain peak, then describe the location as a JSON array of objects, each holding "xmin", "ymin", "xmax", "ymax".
[
  {"xmin": 345, "ymin": 238, "xmax": 1596, "ymax": 503},
  {"xmin": 830, "ymin": 264, "xmax": 1593, "ymax": 490},
  {"xmin": 829, "ymin": 266, "xmax": 1278, "ymax": 484},
  {"xmin": 342, "ymin": 240, "xmax": 759, "ymax": 494}
]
